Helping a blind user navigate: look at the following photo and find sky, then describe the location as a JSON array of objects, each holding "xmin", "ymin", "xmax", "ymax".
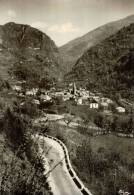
[{"xmin": 0, "ymin": 0, "xmax": 134, "ymax": 46}]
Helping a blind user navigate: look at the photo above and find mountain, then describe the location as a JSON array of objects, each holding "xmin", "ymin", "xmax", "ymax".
[
  {"xmin": 65, "ymin": 23, "xmax": 134, "ymax": 100},
  {"xmin": 0, "ymin": 22, "xmax": 62, "ymax": 87},
  {"xmin": 60, "ymin": 14, "xmax": 134, "ymax": 73}
]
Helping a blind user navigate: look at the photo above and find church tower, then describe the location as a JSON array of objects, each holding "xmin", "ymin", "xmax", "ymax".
[{"xmin": 72, "ymin": 82, "xmax": 76, "ymax": 95}]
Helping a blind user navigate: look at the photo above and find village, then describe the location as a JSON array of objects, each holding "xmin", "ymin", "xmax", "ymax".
[
  {"xmin": 12, "ymin": 81, "xmax": 126, "ymax": 115},
  {"xmin": 12, "ymin": 82, "xmax": 126, "ymax": 114}
]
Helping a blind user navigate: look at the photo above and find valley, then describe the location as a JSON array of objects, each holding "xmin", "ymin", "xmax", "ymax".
[{"xmin": 0, "ymin": 16, "xmax": 134, "ymax": 195}]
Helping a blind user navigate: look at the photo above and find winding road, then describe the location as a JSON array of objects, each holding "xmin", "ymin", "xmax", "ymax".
[{"xmin": 36, "ymin": 134, "xmax": 92, "ymax": 195}]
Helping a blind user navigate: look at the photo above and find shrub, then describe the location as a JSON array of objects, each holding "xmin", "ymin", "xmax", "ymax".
[
  {"xmin": 3, "ymin": 108, "xmax": 27, "ymax": 150},
  {"xmin": 20, "ymin": 100, "xmax": 39, "ymax": 118}
]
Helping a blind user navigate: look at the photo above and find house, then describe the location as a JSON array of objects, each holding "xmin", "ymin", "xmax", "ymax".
[
  {"xmin": 89, "ymin": 92, "xmax": 95, "ymax": 96},
  {"xmin": 89, "ymin": 99, "xmax": 99, "ymax": 109},
  {"xmin": 93, "ymin": 96, "xmax": 100, "ymax": 103},
  {"xmin": 40, "ymin": 94, "xmax": 51, "ymax": 102},
  {"xmin": 26, "ymin": 88, "xmax": 38, "ymax": 96},
  {"xmin": 118, "ymin": 189, "xmax": 131, "ymax": 195},
  {"xmin": 62, "ymin": 95, "xmax": 71, "ymax": 101},
  {"xmin": 75, "ymin": 96, "xmax": 89, "ymax": 105},
  {"xmin": 26, "ymin": 90, "xmax": 34, "ymax": 96},
  {"xmin": 32, "ymin": 99, "xmax": 40, "ymax": 105},
  {"xmin": 101, "ymin": 97, "xmax": 113, "ymax": 104},
  {"xmin": 78, "ymin": 88, "xmax": 89, "ymax": 97},
  {"xmin": 77, "ymin": 98, "xmax": 83, "ymax": 105},
  {"xmin": 34, "ymin": 47, "xmax": 40, "ymax": 50},
  {"xmin": 100, "ymin": 102, "xmax": 109, "ymax": 109},
  {"xmin": 54, "ymin": 91, "xmax": 64, "ymax": 97},
  {"xmin": 12, "ymin": 85, "xmax": 22, "ymax": 92},
  {"xmin": 116, "ymin": 107, "xmax": 125, "ymax": 113}
]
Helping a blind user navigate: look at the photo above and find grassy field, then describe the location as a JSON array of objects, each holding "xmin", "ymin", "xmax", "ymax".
[
  {"xmin": 48, "ymin": 120, "xmax": 134, "ymax": 195},
  {"xmin": 49, "ymin": 120, "xmax": 134, "ymax": 161},
  {"xmin": 90, "ymin": 135, "xmax": 134, "ymax": 163}
]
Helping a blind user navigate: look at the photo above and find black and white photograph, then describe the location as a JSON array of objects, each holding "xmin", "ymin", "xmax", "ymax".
[{"xmin": 0, "ymin": 0, "xmax": 134, "ymax": 194}]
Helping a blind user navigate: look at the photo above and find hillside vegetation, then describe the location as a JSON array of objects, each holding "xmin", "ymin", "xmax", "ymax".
[
  {"xmin": 60, "ymin": 14, "xmax": 134, "ymax": 72},
  {"xmin": 0, "ymin": 93, "xmax": 51, "ymax": 194},
  {"xmin": 0, "ymin": 22, "xmax": 62, "ymax": 86},
  {"xmin": 65, "ymin": 23, "xmax": 134, "ymax": 100}
]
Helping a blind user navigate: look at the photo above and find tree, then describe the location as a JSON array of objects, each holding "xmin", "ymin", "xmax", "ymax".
[
  {"xmin": 39, "ymin": 77, "xmax": 53, "ymax": 90},
  {"xmin": 75, "ymin": 137, "xmax": 93, "ymax": 174},
  {"xmin": 111, "ymin": 115, "xmax": 119, "ymax": 132},
  {"xmin": 94, "ymin": 113, "xmax": 106, "ymax": 129},
  {"xmin": 127, "ymin": 112, "xmax": 134, "ymax": 134},
  {"xmin": 115, "ymin": 93, "xmax": 121, "ymax": 102},
  {"xmin": 3, "ymin": 108, "xmax": 27, "ymax": 150},
  {"xmin": 63, "ymin": 114, "xmax": 73, "ymax": 126}
]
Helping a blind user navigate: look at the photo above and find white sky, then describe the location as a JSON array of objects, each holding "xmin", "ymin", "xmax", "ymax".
[{"xmin": 0, "ymin": 0, "xmax": 134, "ymax": 46}]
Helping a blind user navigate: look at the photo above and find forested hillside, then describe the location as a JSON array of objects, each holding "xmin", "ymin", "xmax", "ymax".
[
  {"xmin": 0, "ymin": 22, "xmax": 62, "ymax": 87},
  {"xmin": 60, "ymin": 14, "xmax": 134, "ymax": 73},
  {"xmin": 65, "ymin": 23, "xmax": 134, "ymax": 100}
]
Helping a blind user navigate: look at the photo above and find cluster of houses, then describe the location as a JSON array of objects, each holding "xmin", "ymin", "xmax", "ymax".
[
  {"xmin": 53, "ymin": 83, "xmax": 125, "ymax": 113},
  {"xmin": 118, "ymin": 189, "xmax": 131, "ymax": 195},
  {"xmin": 12, "ymin": 82, "xmax": 126, "ymax": 114}
]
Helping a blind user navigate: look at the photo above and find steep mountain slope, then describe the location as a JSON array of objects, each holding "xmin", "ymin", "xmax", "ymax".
[
  {"xmin": 65, "ymin": 23, "xmax": 134, "ymax": 100},
  {"xmin": 0, "ymin": 22, "xmax": 62, "ymax": 87},
  {"xmin": 60, "ymin": 14, "xmax": 134, "ymax": 72}
]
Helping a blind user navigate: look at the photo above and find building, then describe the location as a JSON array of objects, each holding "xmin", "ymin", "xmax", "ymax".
[
  {"xmin": 72, "ymin": 82, "xmax": 77, "ymax": 95},
  {"xmin": 62, "ymin": 95, "xmax": 71, "ymax": 101},
  {"xmin": 78, "ymin": 90, "xmax": 89, "ymax": 99},
  {"xmin": 26, "ymin": 88, "xmax": 38, "ymax": 96},
  {"xmin": 100, "ymin": 102, "xmax": 109, "ymax": 110},
  {"xmin": 89, "ymin": 100, "xmax": 99, "ymax": 109},
  {"xmin": 12, "ymin": 85, "xmax": 22, "ymax": 92},
  {"xmin": 116, "ymin": 107, "xmax": 125, "ymax": 113},
  {"xmin": 93, "ymin": 96, "xmax": 100, "ymax": 103},
  {"xmin": 40, "ymin": 94, "xmax": 51, "ymax": 102},
  {"xmin": 54, "ymin": 91, "xmax": 64, "ymax": 97},
  {"xmin": 118, "ymin": 189, "xmax": 131, "ymax": 195},
  {"xmin": 77, "ymin": 98, "xmax": 83, "ymax": 105},
  {"xmin": 32, "ymin": 99, "xmax": 40, "ymax": 105},
  {"xmin": 101, "ymin": 97, "xmax": 113, "ymax": 104}
]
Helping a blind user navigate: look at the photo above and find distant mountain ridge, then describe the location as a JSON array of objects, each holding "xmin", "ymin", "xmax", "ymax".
[
  {"xmin": 0, "ymin": 22, "xmax": 58, "ymax": 51},
  {"xmin": 65, "ymin": 23, "xmax": 134, "ymax": 100},
  {"xmin": 0, "ymin": 22, "xmax": 62, "ymax": 86},
  {"xmin": 60, "ymin": 14, "xmax": 134, "ymax": 73}
]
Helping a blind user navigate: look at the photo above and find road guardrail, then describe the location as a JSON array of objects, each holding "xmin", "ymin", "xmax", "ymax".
[{"xmin": 43, "ymin": 134, "xmax": 93, "ymax": 195}]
